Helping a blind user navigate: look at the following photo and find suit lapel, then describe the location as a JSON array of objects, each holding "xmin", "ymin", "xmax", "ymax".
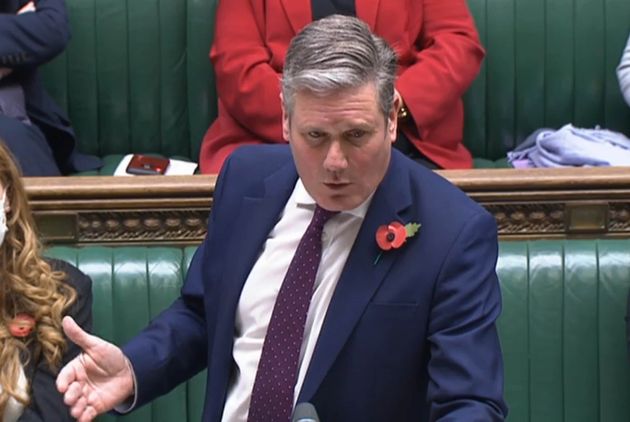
[
  {"xmin": 216, "ymin": 160, "xmax": 298, "ymax": 319},
  {"xmin": 209, "ymin": 191, "xmax": 284, "ymax": 415},
  {"xmin": 280, "ymin": 0, "xmax": 312, "ymax": 35},
  {"xmin": 210, "ymin": 160, "xmax": 298, "ymax": 409},
  {"xmin": 298, "ymin": 152, "xmax": 413, "ymax": 401},
  {"xmin": 21, "ymin": 347, "xmax": 36, "ymax": 381}
]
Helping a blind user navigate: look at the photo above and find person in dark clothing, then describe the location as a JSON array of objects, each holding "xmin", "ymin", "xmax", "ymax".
[
  {"xmin": 0, "ymin": 0, "xmax": 101, "ymax": 176},
  {"xmin": 0, "ymin": 139, "xmax": 92, "ymax": 421}
]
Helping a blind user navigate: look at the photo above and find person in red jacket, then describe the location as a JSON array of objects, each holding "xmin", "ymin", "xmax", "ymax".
[{"xmin": 199, "ymin": 0, "xmax": 485, "ymax": 173}]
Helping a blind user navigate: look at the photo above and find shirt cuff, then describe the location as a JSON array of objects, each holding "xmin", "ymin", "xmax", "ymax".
[{"xmin": 113, "ymin": 357, "xmax": 138, "ymax": 414}]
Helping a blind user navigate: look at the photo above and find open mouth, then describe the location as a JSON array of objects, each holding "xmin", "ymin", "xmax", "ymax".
[{"xmin": 323, "ymin": 182, "xmax": 350, "ymax": 190}]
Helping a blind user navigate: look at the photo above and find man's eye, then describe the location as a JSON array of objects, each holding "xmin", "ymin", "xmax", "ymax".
[
  {"xmin": 346, "ymin": 130, "xmax": 366, "ymax": 139},
  {"xmin": 308, "ymin": 131, "xmax": 323, "ymax": 139}
]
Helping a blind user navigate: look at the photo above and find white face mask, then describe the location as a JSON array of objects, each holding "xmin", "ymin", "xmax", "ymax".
[{"xmin": 0, "ymin": 191, "xmax": 7, "ymax": 247}]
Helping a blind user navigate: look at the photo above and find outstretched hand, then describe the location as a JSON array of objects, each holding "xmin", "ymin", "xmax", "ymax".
[{"xmin": 56, "ymin": 316, "xmax": 135, "ymax": 422}]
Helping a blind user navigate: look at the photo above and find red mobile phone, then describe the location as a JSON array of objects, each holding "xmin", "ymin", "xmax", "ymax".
[{"xmin": 126, "ymin": 154, "xmax": 170, "ymax": 175}]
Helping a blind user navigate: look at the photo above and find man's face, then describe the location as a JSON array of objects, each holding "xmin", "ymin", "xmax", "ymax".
[{"xmin": 282, "ymin": 83, "xmax": 398, "ymax": 211}]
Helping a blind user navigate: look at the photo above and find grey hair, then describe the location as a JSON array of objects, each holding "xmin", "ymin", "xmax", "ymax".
[{"xmin": 282, "ymin": 14, "xmax": 398, "ymax": 118}]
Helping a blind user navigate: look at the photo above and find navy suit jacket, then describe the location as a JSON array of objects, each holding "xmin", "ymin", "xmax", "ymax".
[
  {"xmin": 124, "ymin": 145, "xmax": 507, "ymax": 421},
  {"xmin": 0, "ymin": 0, "xmax": 101, "ymax": 173}
]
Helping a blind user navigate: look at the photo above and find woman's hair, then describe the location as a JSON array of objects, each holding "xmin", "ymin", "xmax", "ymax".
[{"xmin": 0, "ymin": 141, "xmax": 76, "ymax": 411}]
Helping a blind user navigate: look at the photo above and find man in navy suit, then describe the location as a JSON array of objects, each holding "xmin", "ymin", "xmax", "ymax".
[
  {"xmin": 56, "ymin": 15, "xmax": 506, "ymax": 421},
  {"xmin": 0, "ymin": 0, "xmax": 101, "ymax": 175}
]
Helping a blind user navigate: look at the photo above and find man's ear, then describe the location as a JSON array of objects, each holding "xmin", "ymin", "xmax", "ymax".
[
  {"xmin": 280, "ymin": 93, "xmax": 290, "ymax": 142},
  {"xmin": 388, "ymin": 91, "xmax": 402, "ymax": 144}
]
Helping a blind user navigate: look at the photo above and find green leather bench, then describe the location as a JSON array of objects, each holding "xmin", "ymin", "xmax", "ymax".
[
  {"xmin": 40, "ymin": 0, "xmax": 630, "ymax": 172},
  {"xmin": 46, "ymin": 240, "xmax": 630, "ymax": 421},
  {"xmin": 41, "ymin": 0, "xmax": 218, "ymax": 175},
  {"xmin": 47, "ymin": 246, "xmax": 207, "ymax": 422}
]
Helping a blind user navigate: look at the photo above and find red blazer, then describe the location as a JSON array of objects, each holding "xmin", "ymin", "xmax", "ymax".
[{"xmin": 200, "ymin": 0, "xmax": 485, "ymax": 173}]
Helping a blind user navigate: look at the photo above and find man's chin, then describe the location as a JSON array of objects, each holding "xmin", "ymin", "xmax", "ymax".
[{"xmin": 316, "ymin": 194, "xmax": 362, "ymax": 212}]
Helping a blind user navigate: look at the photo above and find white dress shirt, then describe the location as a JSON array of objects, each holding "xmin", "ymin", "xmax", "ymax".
[
  {"xmin": 221, "ymin": 179, "xmax": 371, "ymax": 422},
  {"xmin": 2, "ymin": 364, "xmax": 27, "ymax": 422}
]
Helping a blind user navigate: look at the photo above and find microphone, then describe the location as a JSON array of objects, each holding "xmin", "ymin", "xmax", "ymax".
[{"xmin": 292, "ymin": 402, "xmax": 320, "ymax": 422}]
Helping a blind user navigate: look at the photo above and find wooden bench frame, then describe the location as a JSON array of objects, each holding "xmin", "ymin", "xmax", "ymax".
[{"xmin": 25, "ymin": 167, "xmax": 630, "ymax": 245}]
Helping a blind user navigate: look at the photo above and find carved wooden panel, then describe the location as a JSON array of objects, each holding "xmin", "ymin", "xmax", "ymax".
[
  {"xmin": 609, "ymin": 203, "xmax": 630, "ymax": 232},
  {"xmin": 26, "ymin": 175, "xmax": 215, "ymax": 246},
  {"xmin": 486, "ymin": 203, "xmax": 565, "ymax": 234},
  {"xmin": 77, "ymin": 210, "xmax": 209, "ymax": 243},
  {"xmin": 22, "ymin": 168, "xmax": 630, "ymax": 244}
]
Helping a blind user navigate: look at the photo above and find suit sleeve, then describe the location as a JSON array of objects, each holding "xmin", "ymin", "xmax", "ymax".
[
  {"xmin": 0, "ymin": 0, "xmax": 71, "ymax": 68},
  {"xmin": 210, "ymin": 0, "xmax": 284, "ymax": 142},
  {"xmin": 396, "ymin": 0, "xmax": 484, "ymax": 135},
  {"xmin": 19, "ymin": 261, "xmax": 93, "ymax": 422},
  {"xmin": 426, "ymin": 211, "xmax": 507, "ymax": 421},
  {"xmin": 121, "ymin": 244, "xmax": 210, "ymax": 408},
  {"xmin": 121, "ymin": 154, "xmax": 234, "ymax": 408}
]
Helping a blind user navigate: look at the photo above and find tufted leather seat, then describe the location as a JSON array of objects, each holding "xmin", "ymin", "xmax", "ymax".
[
  {"xmin": 465, "ymin": 0, "xmax": 630, "ymax": 167},
  {"xmin": 498, "ymin": 240, "xmax": 630, "ymax": 421},
  {"xmin": 46, "ymin": 246, "xmax": 205, "ymax": 422},
  {"xmin": 40, "ymin": 0, "xmax": 218, "ymax": 174},
  {"xmin": 46, "ymin": 240, "xmax": 630, "ymax": 421},
  {"xmin": 40, "ymin": 0, "xmax": 630, "ymax": 173}
]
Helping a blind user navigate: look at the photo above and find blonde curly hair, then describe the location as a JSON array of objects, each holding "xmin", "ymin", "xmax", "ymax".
[{"xmin": 0, "ymin": 141, "xmax": 76, "ymax": 412}]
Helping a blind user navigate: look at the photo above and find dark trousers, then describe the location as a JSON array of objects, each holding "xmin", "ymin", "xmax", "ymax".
[{"xmin": 0, "ymin": 115, "xmax": 61, "ymax": 176}]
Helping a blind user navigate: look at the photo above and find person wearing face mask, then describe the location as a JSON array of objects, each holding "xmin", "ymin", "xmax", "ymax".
[{"xmin": 0, "ymin": 139, "xmax": 92, "ymax": 421}]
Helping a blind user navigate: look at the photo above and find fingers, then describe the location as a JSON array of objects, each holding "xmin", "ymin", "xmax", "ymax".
[
  {"xmin": 61, "ymin": 371, "xmax": 99, "ymax": 422},
  {"xmin": 70, "ymin": 396, "xmax": 98, "ymax": 422},
  {"xmin": 56, "ymin": 356, "xmax": 80, "ymax": 393},
  {"xmin": 62, "ymin": 316, "xmax": 101, "ymax": 351},
  {"xmin": 63, "ymin": 380, "xmax": 83, "ymax": 406},
  {"xmin": 78, "ymin": 406, "xmax": 98, "ymax": 422},
  {"xmin": 59, "ymin": 317, "xmax": 129, "ymax": 419},
  {"xmin": 64, "ymin": 381, "xmax": 90, "ymax": 420},
  {"xmin": 69, "ymin": 395, "xmax": 87, "ymax": 420}
]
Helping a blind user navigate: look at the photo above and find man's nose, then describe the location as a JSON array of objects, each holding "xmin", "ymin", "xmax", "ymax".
[{"xmin": 323, "ymin": 140, "xmax": 348, "ymax": 171}]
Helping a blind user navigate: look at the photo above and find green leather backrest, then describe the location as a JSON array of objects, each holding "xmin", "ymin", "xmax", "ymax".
[
  {"xmin": 464, "ymin": 0, "xmax": 630, "ymax": 160},
  {"xmin": 41, "ymin": 0, "xmax": 630, "ymax": 163},
  {"xmin": 498, "ymin": 240, "xmax": 630, "ymax": 422},
  {"xmin": 46, "ymin": 246, "xmax": 204, "ymax": 422},
  {"xmin": 41, "ymin": 0, "xmax": 218, "ymax": 161},
  {"xmin": 46, "ymin": 240, "xmax": 630, "ymax": 421}
]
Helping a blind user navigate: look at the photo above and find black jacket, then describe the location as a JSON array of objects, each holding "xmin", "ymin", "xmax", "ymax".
[
  {"xmin": 19, "ymin": 259, "xmax": 93, "ymax": 422},
  {"xmin": 0, "ymin": 0, "xmax": 101, "ymax": 173}
]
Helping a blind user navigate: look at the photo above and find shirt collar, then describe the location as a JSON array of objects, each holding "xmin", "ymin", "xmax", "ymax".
[{"xmin": 294, "ymin": 179, "xmax": 373, "ymax": 220}]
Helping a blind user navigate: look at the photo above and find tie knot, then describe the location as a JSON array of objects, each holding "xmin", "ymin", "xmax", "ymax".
[{"xmin": 311, "ymin": 205, "xmax": 338, "ymax": 230}]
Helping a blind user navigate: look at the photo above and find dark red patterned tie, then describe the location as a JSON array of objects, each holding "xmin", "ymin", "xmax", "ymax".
[{"xmin": 248, "ymin": 205, "xmax": 338, "ymax": 422}]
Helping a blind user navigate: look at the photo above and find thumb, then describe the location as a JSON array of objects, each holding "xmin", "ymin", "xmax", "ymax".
[{"xmin": 62, "ymin": 316, "xmax": 100, "ymax": 352}]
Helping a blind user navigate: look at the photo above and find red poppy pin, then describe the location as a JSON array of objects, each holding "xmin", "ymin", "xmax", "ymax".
[
  {"xmin": 9, "ymin": 313, "xmax": 36, "ymax": 338},
  {"xmin": 374, "ymin": 221, "xmax": 421, "ymax": 265}
]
